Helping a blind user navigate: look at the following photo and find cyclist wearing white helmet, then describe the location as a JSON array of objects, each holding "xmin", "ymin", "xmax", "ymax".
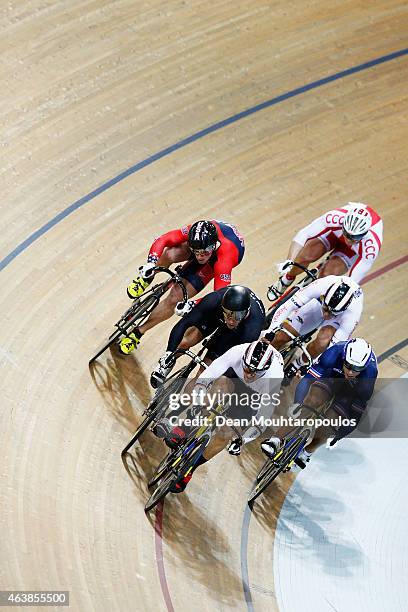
[
  {"xmin": 261, "ymin": 338, "xmax": 378, "ymax": 467},
  {"xmin": 264, "ymin": 275, "xmax": 363, "ymax": 374},
  {"xmin": 164, "ymin": 340, "xmax": 284, "ymax": 493},
  {"xmin": 268, "ymin": 202, "xmax": 383, "ymax": 300}
]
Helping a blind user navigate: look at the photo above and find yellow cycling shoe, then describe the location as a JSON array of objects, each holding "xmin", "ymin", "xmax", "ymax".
[
  {"xmin": 127, "ymin": 277, "xmax": 150, "ymax": 299},
  {"xmin": 119, "ymin": 333, "xmax": 141, "ymax": 355}
]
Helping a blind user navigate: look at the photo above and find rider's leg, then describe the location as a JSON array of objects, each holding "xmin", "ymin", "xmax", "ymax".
[
  {"xmin": 139, "ymin": 278, "xmax": 197, "ymax": 334},
  {"xmin": 306, "ymin": 324, "xmax": 336, "ymax": 360},
  {"xmin": 287, "ymin": 238, "xmax": 328, "ymax": 279},
  {"xmin": 157, "ymin": 244, "xmax": 191, "ymax": 268},
  {"xmin": 317, "ymin": 254, "xmax": 348, "ymax": 277},
  {"xmin": 304, "ymin": 406, "xmax": 338, "ymax": 452},
  {"xmin": 269, "ymin": 322, "xmax": 299, "ymax": 350},
  {"xmin": 201, "ymin": 377, "xmax": 236, "ymax": 461},
  {"xmin": 269, "ymin": 238, "xmax": 328, "ymax": 299},
  {"xmin": 262, "ymin": 381, "xmax": 331, "ymax": 457}
]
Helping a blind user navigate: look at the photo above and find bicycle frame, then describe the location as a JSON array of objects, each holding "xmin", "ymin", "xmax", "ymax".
[
  {"xmin": 278, "ymin": 326, "xmax": 314, "ymax": 370},
  {"xmin": 115, "ymin": 265, "xmax": 188, "ymax": 335}
]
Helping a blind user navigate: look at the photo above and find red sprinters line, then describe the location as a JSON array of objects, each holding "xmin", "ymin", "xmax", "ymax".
[
  {"xmin": 361, "ymin": 254, "xmax": 408, "ymax": 285},
  {"xmin": 154, "ymin": 501, "xmax": 175, "ymax": 612}
]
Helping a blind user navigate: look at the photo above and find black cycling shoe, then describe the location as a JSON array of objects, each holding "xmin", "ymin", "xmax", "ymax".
[{"xmin": 164, "ymin": 426, "xmax": 187, "ymax": 449}]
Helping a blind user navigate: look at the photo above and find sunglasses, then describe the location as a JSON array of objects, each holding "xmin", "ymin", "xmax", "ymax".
[
  {"xmin": 191, "ymin": 245, "xmax": 216, "ymax": 256},
  {"xmin": 344, "ymin": 361, "xmax": 364, "ymax": 373},
  {"xmin": 342, "ymin": 228, "xmax": 365, "ymax": 242},
  {"xmin": 222, "ymin": 307, "xmax": 248, "ymax": 322}
]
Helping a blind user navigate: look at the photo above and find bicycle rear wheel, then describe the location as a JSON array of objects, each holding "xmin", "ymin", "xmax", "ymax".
[{"xmin": 145, "ymin": 436, "xmax": 208, "ymax": 512}]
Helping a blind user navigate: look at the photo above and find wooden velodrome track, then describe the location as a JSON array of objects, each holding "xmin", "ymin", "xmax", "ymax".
[{"xmin": 1, "ymin": 1, "xmax": 407, "ymax": 610}]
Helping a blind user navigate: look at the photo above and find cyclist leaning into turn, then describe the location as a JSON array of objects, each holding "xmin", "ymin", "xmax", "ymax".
[
  {"xmin": 264, "ymin": 275, "xmax": 363, "ymax": 375},
  {"xmin": 166, "ymin": 340, "xmax": 284, "ymax": 493},
  {"xmin": 261, "ymin": 338, "xmax": 378, "ymax": 468},
  {"xmin": 150, "ymin": 285, "xmax": 265, "ymax": 388},
  {"xmin": 267, "ymin": 203, "xmax": 383, "ymax": 301},
  {"xmin": 119, "ymin": 219, "xmax": 245, "ymax": 354}
]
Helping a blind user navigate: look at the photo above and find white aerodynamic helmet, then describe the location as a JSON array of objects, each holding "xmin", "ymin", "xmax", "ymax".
[
  {"xmin": 344, "ymin": 338, "xmax": 372, "ymax": 372},
  {"xmin": 323, "ymin": 276, "xmax": 358, "ymax": 314},
  {"xmin": 342, "ymin": 203, "xmax": 372, "ymax": 241}
]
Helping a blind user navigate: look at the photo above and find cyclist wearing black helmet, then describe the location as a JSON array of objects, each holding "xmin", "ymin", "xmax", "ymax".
[
  {"xmin": 150, "ymin": 285, "xmax": 265, "ymax": 388},
  {"xmin": 264, "ymin": 275, "xmax": 363, "ymax": 375},
  {"xmin": 120, "ymin": 220, "xmax": 245, "ymax": 354}
]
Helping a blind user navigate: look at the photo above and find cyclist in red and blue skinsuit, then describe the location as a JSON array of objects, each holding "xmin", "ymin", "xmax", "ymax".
[
  {"xmin": 146, "ymin": 220, "xmax": 245, "ymax": 291},
  {"xmin": 120, "ymin": 220, "xmax": 245, "ymax": 354}
]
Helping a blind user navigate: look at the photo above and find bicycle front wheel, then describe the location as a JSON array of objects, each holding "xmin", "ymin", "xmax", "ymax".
[
  {"xmin": 89, "ymin": 328, "xmax": 122, "ymax": 364},
  {"xmin": 144, "ymin": 470, "xmax": 178, "ymax": 513},
  {"xmin": 248, "ymin": 434, "xmax": 307, "ymax": 504}
]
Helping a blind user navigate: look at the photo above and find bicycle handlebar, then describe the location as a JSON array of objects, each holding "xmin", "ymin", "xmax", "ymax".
[
  {"xmin": 172, "ymin": 347, "xmax": 209, "ymax": 369},
  {"xmin": 152, "ymin": 266, "xmax": 188, "ymax": 303},
  {"xmin": 285, "ymin": 261, "xmax": 318, "ymax": 282},
  {"xmin": 277, "ymin": 326, "xmax": 313, "ymax": 367}
]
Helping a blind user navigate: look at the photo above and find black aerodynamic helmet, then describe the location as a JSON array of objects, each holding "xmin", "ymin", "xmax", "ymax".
[
  {"xmin": 221, "ymin": 285, "xmax": 251, "ymax": 321},
  {"xmin": 188, "ymin": 220, "xmax": 218, "ymax": 251}
]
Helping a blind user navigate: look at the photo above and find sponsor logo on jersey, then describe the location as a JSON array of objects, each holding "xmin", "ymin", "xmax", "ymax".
[
  {"xmin": 181, "ymin": 226, "xmax": 189, "ymax": 236},
  {"xmin": 220, "ymin": 273, "xmax": 231, "ymax": 282}
]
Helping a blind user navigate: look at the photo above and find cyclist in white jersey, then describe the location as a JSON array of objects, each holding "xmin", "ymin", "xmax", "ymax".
[
  {"xmin": 264, "ymin": 275, "xmax": 363, "ymax": 375},
  {"xmin": 165, "ymin": 340, "xmax": 284, "ymax": 493},
  {"xmin": 268, "ymin": 203, "xmax": 383, "ymax": 300}
]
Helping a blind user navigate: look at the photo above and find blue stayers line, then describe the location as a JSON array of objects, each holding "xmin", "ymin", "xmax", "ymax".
[
  {"xmin": 1, "ymin": 47, "xmax": 407, "ymax": 273},
  {"xmin": 240, "ymin": 335, "xmax": 408, "ymax": 612}
]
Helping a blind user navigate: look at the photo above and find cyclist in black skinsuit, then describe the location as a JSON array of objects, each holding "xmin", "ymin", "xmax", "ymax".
[{"xmin": 150, "ymin": 285, "xmax": 265, "ymax": 388}]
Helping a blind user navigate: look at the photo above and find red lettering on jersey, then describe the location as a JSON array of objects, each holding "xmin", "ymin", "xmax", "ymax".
[{"xmin": 363, "ymin": 238, "xmax": 377, "ymax": 259}]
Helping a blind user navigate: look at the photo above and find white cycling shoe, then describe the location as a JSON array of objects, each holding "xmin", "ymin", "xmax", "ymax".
[
  {"xmin": 150, "ymin": 351, "xmax": 175, "ymax": 389},
  {"xmin": 261, "ymin": 436, "xmax": 281, "ymax": 459},
  {"xmin": 267, "ymin": 276, "xmax": 294, "ymax": 301},
  {"xmin": 293, "ymin": 449, "xmax": 312, "ymax": 470}
]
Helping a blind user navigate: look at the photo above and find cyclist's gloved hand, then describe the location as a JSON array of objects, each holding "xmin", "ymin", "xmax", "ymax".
[
  {"xmin": 139, "ymin": 263, "xmax": 156, "ymax": 280},
  {"xmin": 227, "ymin": 438, "xmax": 242, "ymax": 456},
  {"xmin": 263, "ymin": 330, "xmax": 277, "ymax": 342},
  {"xmin": 174, "ymin": 299, "xmax": 195, "ymax": 317}
]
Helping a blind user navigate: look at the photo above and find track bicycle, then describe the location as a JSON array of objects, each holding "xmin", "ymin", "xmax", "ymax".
[
  {"xmin": 265, "ymin": 262, "xmax": 318, "ymax": 328},
  {"xmin": 144, "ymin": 401, "xmax": 241, "ymax": 512},
  {"xmin": 89, "ymin": 266, "xmax": 188, "ymax": 363},
  {"xmin": 121, "ymin": 345, "xmax": 209, "ymax": 457},
  {"xmin": 247, "ymin": 398, "xmax": 335, "ymax": 505}
]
